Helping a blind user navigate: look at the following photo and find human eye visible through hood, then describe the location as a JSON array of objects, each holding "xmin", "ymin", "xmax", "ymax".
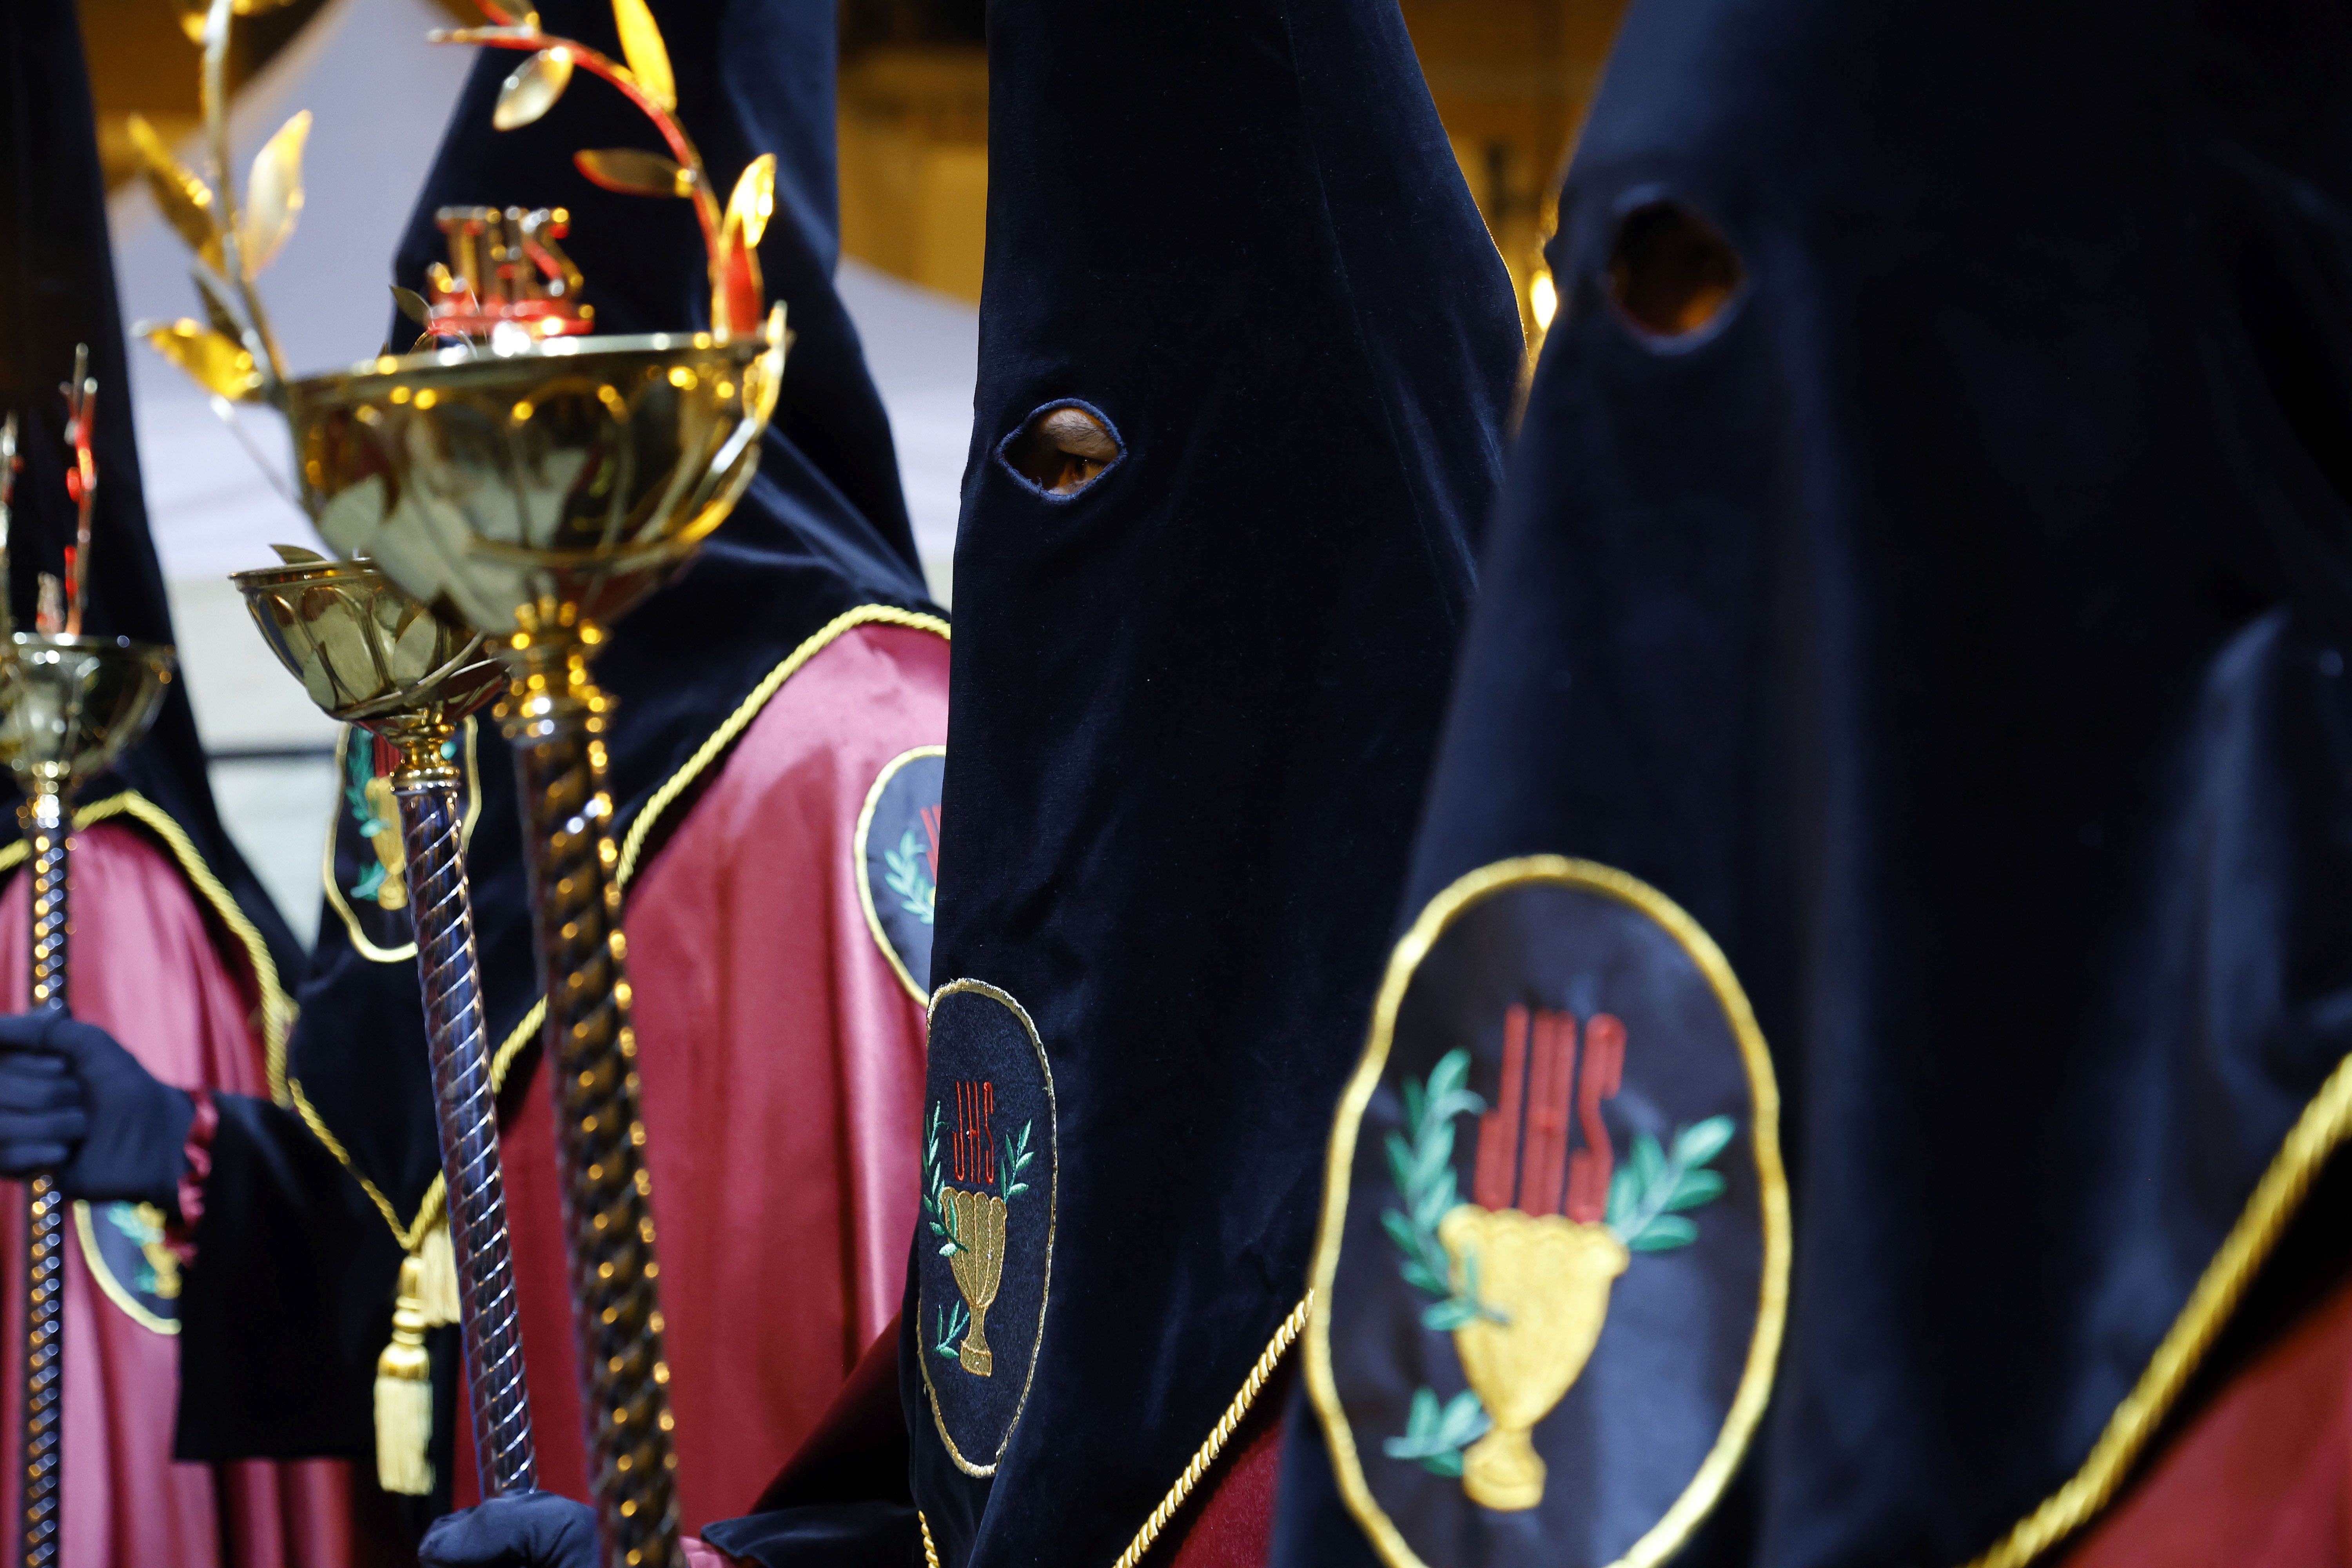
[{"xmin": 999, "ymin": 402, "xmax": 1123, "ymax": 496}]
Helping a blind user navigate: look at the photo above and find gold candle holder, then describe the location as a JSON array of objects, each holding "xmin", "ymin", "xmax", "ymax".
[
  {"xmin": 0, "ymin": 633, "xmax": 173, "ymax": 1568},
  {"xmin": 283, "ymin": 321, "xmax": 782, "ymax": 1567},
  {"xmin": 231, "ymin": 550, "xmax": 537, "ymax": 1498}
]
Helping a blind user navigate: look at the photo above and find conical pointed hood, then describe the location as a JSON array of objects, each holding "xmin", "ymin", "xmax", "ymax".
[
  {"xmin": 1275, "ymin": 0, "xmax": 2352, "ymax": 1564},
  {"xmin": 907, "ymin": 1, "xmax": 1523, "ymax": 1562},
  {"xmin": 0, "ymin": 0, "xmax": 301, "ymax": 993}
]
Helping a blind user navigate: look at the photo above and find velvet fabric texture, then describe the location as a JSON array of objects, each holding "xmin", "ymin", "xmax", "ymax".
[
  {"xmin": 1270, "ymin": 0, "xmax": 2352, "ymax": 1564},
  {"xmin": 176, "ymin": 0, "xmax": 941, "ymax": 1500},
  {"xmin": 0, "ymin": 0, "xmax": 300, "ymax": 981},
  {"xmin": 899, "ymin": 2, "xmax": 1521, "ymax": 1564},
  {"xmin": 0, "ymin": 826, "xmax": 349, "ymax": 1568}
]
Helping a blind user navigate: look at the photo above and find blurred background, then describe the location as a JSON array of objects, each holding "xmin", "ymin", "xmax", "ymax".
[{"xmin": 74, "ymin": 0, "xmax": 1629, "ymax": 946}]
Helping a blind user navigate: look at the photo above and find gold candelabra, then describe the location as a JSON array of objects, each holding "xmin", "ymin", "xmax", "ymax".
[
  {"xmin": 136, "ymin": 4, "xmax": 789, "ymax": 1556},
  {"xmin": 232, "ymin": 548, "xmax": 537, "ymax": 1499},
  {"xmin": 0, "ymin": 374, "xmax": 174, "ymax": 1568}
]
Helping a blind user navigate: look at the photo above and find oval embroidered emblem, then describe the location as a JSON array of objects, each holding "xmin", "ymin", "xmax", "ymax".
[
  {"xmin": 76, "ymin": 1200, "xmax": 180, "ymax": 1335},
  {"xmin": 917, "ymin": 979, "xmax": 1058, "ymax": 1476},
  {"xmin": 324, "ymin": 720, "xmax": 482, "ymax": 963},
  {"xmin": 1308, "ymin": 857, "xmax": 1789, "ymax": 1568},
  {"xmin": 855, "ymin": 746, "xmax": 944, "ymax": 1002}
]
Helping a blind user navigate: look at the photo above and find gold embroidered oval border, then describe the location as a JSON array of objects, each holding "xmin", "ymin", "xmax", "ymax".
[{"xmin": 1305, "ymin": 855, "xmax": 1793, "ymax": 1568}]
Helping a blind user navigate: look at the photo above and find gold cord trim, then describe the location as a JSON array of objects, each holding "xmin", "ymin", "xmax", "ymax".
[
  {"xmin": 1109, "ymin": 1294, "xmax": 1311, "ymax": 1568},
  {"xmin": 919, "ymin": 1512, "xmax": 940, "ymax": 1568},
  {"xmin": 0, "ymin": 790, "xmax": 297, "ymax": 1105},
  {"xmin": 296, "ymin": 605, "xmax": 949, "ymax": 1247},
  {"xmin": 1959, "ymin": 1045, "xmax": 2352, "ymax": 1568},
  {"xmin": 617, "ymin": 605, "xmax": 949, "ymax": 887}
]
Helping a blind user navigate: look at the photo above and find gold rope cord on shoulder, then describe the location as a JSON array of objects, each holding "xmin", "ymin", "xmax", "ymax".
[
  {"xmin": 919, "ymin": 1512, "xmax": 940, "ymax": 1568},
  {"xmin": 1109, "ymin": 1294, "xmax": 1311, "ymax": 1568},
  {"xmin": 0, "ymin": 790, "xmax": 296, "ymax": 1102},
  {"xmin": 1961, "ymin": 1045, "xmax": 2352, "ymax": 1567},
  {"xmin": 289, "ymin": 604, "xmax": 951, "ymax": 1252}
]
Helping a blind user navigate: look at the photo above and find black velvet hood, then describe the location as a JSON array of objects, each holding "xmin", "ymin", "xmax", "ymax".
[
  {"xmin": 0, "ymin": 0, "xmax": 302, "ymax": 995},
  {"xmin": 1272, "ymin": 0, "xmax": 2352, "ymax": 1566},
  {"xmin": 179, "ymin": 0, "xmax": 936, "ymax": 1467},
  {"xmin": 900, "ymin": 2, "xmax": 1522, "ymax": 1564}
]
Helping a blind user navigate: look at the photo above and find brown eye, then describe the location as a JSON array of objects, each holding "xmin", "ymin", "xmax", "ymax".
[
  {"xmin": 1002, "ymin": 403, "xmax": 1122, "ymax": 496},
  {"xmin": 1608, "ymin": 200, "xmax": 1744, "ymax": 342}
]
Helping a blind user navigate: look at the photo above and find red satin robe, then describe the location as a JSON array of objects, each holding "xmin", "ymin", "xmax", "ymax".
[
  {"xmin": 454, "ymin": 618, "xmax": 948, "ymax": 1530},
  {"xmin": 0, "ymin": 819, "xmax": 350, "ymax": 1568},
  {"xmin": 2063, "ymin": 1272, "xmax": 2352, "ymax": 1568}
]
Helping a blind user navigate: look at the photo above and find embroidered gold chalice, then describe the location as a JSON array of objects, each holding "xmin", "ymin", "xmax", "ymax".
[
  {"xmin": 0, "ymin": 633, "xmax": 174, "ymax": 1568},
  {"xmin": 1438, "ymin": 1206, "xmax": 1629, "ymax": 1511},
  {"xmin": 944, "ymin": 1189, "xmax": 1007, "ymax": 1376},
  {"xmin": 232, "ymin": 551, "xmax": 537, "ymax": 1499}
]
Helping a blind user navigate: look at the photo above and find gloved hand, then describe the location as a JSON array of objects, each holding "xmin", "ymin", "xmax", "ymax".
[
  {"xmin": 0, "ymin": 1012, "xmax": 192, "ymax": 1207},
  {"xmin": 420, "ymin": 1492, "xmax": 599, "ymax": 1568}
]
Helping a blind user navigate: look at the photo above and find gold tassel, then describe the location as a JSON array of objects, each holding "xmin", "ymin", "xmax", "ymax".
[
  {"xmin": 418, "ymin": 1221, "xmax": 461, "ymax": 1328},
  {"xmin": 374, "ymin": 1254, "xmax": 435, "ymax": 1496}
]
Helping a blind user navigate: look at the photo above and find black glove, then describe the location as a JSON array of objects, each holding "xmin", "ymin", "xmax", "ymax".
[
  {"xmin": 420, "ymin": 1492, "xmax": 599, "ymax": 1568},
  {"xmin": 0, "ymin": 1012, "xmax": 192, "ymax": 1207}
]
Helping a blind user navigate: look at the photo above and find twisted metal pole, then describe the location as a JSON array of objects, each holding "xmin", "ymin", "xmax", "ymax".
[
  {"xmin": 390, "ymin": 739, "xmax": 535, "ymax": 1499},
  {"xmin": 500, "ymin": 646, "xmax": 678, "ymax": 1568},
  {"xmin": 17, "ymin": 786, "xmax": 66, "ymax": 1568}
]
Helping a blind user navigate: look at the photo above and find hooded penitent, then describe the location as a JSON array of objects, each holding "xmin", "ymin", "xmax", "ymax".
[
  {"xmin": 0, "ymin": 4, "xmax": 346, "ymax": 1563},
  {"xmin": 175, "ymin": 0, "xmax": 949, "ymax": 1533},
  {"xmin": 893, "ymin": 2, "xmax": 1522, "ymax": 1563},
  {"xmin": 1272, "ymin": 0, "xmax": 2352, "ymax": 1565}
]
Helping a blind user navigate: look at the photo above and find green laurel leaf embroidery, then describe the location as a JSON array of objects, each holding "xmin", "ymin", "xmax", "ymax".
[
  {"xmin": 1606, "ymin": 1113, "xmax": 1736, "ymax": 1251},
  {"xmin": 1383, "ymin": 1048, "xmax": 1505, "ymax": 1328},
  {"xmin": 1382, "ymin": 1386, "xmax": 1492, "ymax": 1477},
  {"xmin": 933, "ymin": 1299, "xmax": 969, "ymax": 1360},
  {"xmin": 342, "ymin": 735, "xmax": 387, "ymax": 901},
  {"xmin": 920, "ymin": 1100, "xmax": 962, "ymax": 1257},
  {"xmin": 882, "ymin": 826, "xmax": 936, "ymax": 925},
  {"xmin": 998, "ymin": 1120, "xmax": 1034, "ymax": 1205}
]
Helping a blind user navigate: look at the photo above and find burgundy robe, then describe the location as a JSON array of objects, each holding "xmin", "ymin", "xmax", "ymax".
[
  {"xmin": 454, "ymin": 619, "xmax": 948, "ymax": 1528},
  {"xmin": 0, "ymin": 817, "xmax": 350, "ymax": 1568},
  {"xmin": 2062, "ymin": 1276, "xmax": 2352, "ymax": 1567}
]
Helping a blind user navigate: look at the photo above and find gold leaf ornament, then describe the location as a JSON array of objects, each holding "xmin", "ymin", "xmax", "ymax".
[
  {"xmin": 141, "ymin": 321, "xmax": 261, "ymax": 401},
  {"xmin": 494, "ymin": 48, "xmax": 574, "ymax": 131},
  {"xmin": 610, "ymin": 0, "xmax": 676, "ymax": 113},
  {"xmin": 127, "ymin": 114, "xmax": 223, "ymax": 272},
  {"xmin": 575, "ymin": 147, "xmax": 694, "ymax": 199},
  {"xmin": 714, "ymin": 155, "xmax": 777, "ymax": 335},
  {"xmin": 241, "ymin": 111, "xmax": 312, "ymax": 274},
  {"xmin": 725, "ymin": 155, "xmax": 776, "ymax": 252}
]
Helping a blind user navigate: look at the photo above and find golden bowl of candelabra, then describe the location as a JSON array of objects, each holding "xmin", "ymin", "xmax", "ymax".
[
  {"xmin": 278, "ymin": 312, "xmax": 784, "ymax": 1566},
  {"xmin": 284, "ymin": 319, "xmax": 783, "ymax": 643},
  {"xmin": 0, "ymin": 636, "xmax": 176, "ymax": 795},
  {"xmin": 230, "ymin": 550, "xmax": 501, "ymax": 757},
  {"xmin": 1437, "ymin": 1205, "xmax": 1630, "ymax": 1512}
]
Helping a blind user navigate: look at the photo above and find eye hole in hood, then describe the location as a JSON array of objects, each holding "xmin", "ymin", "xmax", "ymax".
[
  {"xmin": 999, "ymin": 401, "xmax": 1124, "ymax": 497},
  {"xmin": 1609, "ymin": 200, "xmax": 1745, "ymax": 344}
]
